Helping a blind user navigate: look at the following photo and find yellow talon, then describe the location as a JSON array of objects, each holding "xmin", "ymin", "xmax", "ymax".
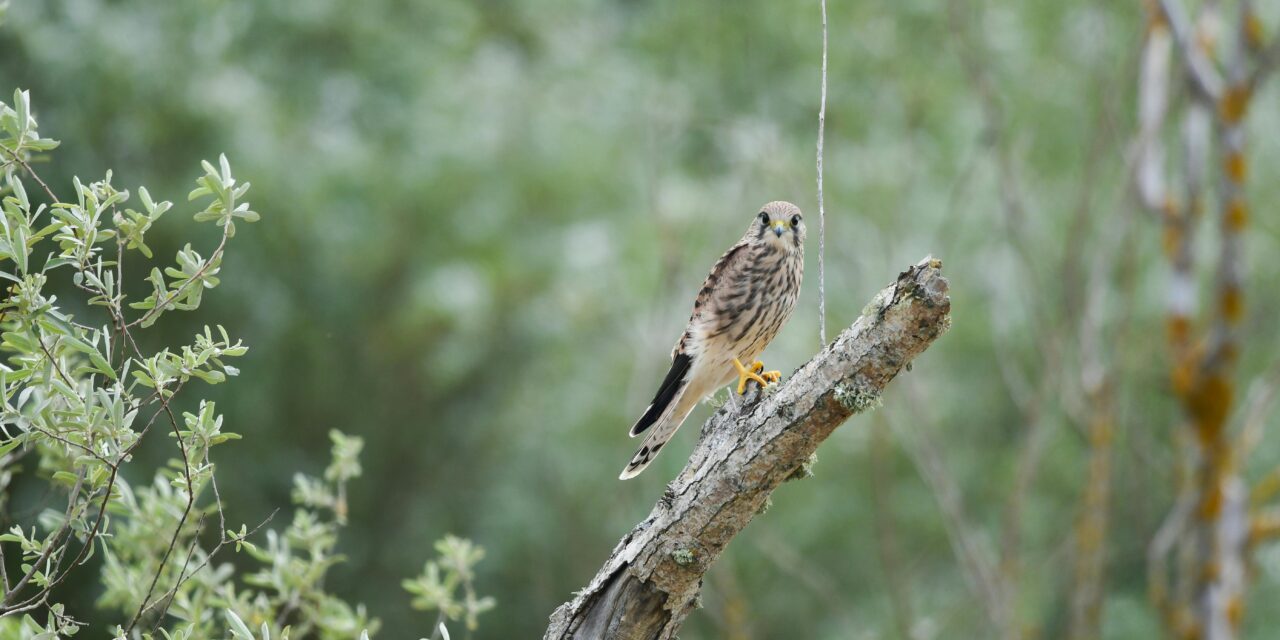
[
  {"xmin": 749, "ymin": 360, "xmax": 781, "ymax": 383},
  {"xmin": 733, "ymin": 358, "xmax": 774, "ymax": 394}
]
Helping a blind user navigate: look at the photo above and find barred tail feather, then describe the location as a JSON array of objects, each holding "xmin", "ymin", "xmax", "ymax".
[
  {"xmin": 619, "ymin": 396, "xmax": 698, "ymax": 480},
  {"xmin": 629, "ymin": 353, "xmax": 692, "ymax": 437}
]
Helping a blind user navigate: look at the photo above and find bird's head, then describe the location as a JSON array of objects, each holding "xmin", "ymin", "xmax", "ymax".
[{"xmin": 750, "ymin": 201, "xmax": 805, "ymax": 251}]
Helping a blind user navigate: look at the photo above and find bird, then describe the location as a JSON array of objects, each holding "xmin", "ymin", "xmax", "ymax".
[{"xmin": 619, "ymin": 201, "xmax": 805, "ymax": 480}]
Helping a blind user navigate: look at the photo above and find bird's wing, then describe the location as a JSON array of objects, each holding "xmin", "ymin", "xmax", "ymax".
[
  {"xmin": 621, "ymin": 239, "xmax": 752, "ymax": 478},
  {"xmin": 672, "ymin": 238, "xmax": 750, "ymax": 355}
]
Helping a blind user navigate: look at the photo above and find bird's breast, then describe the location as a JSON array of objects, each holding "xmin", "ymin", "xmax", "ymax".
[{"xmin": 701, "ymin": 248, "xmax": 803, "ymax": 358}]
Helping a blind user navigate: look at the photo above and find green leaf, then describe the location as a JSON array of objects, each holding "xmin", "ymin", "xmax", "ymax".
[
  {"xmin": 138, "ymin": 186, "xmax": 155, "ymax": 213},
  {"xmin": 60, "ymin": 334, "xmax": 98, "ymax": 357},
  {"xmin": 3, "ymin": 330, "xmax": 37, "ymax": 353},
  {"xmin": 208, "ymin": 432, "xmax": 242, "ymax": 445},
  {"xmin": 0, "ymin": 436, "xmax": 22, "ymax": 458},
  {"xmin": 225, "ymin": 610, "xmax": 255, "ymax": 639},
  {"xmin": 14, "ymin": 89, "xmax": 28, "ymax": 137},
  {"xmin": 131, "ymin": 370, "xmax": 156, "ymax": 388},
  {"xmin": 24, "ymin": 137, "xmax": 58, "ymax": 151},
  {"xmin": 89, "ymin": 350, "xmax": 117, "ymax": 380},
  {"xmin": 41, "ymin": 257, "xmax": 76, "ymax": 272}
]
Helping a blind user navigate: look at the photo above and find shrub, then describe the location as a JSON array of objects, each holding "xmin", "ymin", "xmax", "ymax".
[{"xmin": 0, "ymin": 88, "xmax": 489, "ymax": 639}]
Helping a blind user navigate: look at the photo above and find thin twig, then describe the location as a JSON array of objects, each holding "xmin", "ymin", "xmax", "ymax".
[
  {"xmin": 128, "ymin": 230, "xmax": 228, "ymax": 329},
  {"xmin": 0, "ymin": 146, "xmax": 58, "ymax": 204},
  {"xmin": 1156, "ymin": 0, "xmax": 1225, "ymax": 100},
  {"xmin": 430, "ymin": 610, "xmax": 448, "ymax": 640},
  {"xmin": 124, "ymin": 390, "xmax": 197, "ymax": 635},
  {"xmin": 0, "ymin": 529, "xmax": 8, "ymax": 594},
  {"xmin": 815, "ymin": 0, "xmax": 829, "ymax": 347},
  {"xmin": 145, "ymin": 508, "xmax": 278, "ymax": 632},
  {"xmin": 1, "ymin": 469, "xmax": 85, "ymax": 609}
]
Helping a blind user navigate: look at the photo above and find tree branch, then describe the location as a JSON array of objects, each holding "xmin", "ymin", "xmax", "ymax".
[
  {"xmin": 1156, "ymin": 0, "xmax": 1225, "ymax": 101},
  {"xmin": 544, "ymin": 257, "xmax": 951, "ymax": 639}
]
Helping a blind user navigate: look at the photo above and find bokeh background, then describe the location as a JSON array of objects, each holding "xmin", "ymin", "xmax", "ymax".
[{"xmin": 4, "ymin": 0, "xmax": 1280, "ymax": 638}]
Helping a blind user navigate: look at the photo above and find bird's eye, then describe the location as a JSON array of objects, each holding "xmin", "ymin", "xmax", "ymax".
[
  {"xmin": 791, "ymin": 214, "xmax": 801, "ymax": 227},
  {"xmin": 758, "ymin": 211, "xmax": 769, "ymax": 225}
]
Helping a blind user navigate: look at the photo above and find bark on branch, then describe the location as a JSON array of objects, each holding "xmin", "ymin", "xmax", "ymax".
[{"xmin": 545, "ymin": 257, "xmax": 952, "ymax": 640}]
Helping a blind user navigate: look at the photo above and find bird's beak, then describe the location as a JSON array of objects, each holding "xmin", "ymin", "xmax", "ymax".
[{"xmin": 771, "ymin": 220, "xmax": 788, "ymax": 237}]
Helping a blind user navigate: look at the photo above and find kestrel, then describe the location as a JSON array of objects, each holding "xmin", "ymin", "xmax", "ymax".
[{"xmin": 620, "ymin": 201, "xmax": 805, "ymax": 479}]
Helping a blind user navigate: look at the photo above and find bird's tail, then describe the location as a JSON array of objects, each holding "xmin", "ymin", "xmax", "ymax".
[
  {"xmin": 629, "ymin": 353, "xmax": 691, "ymax": 437},
  {"xmin": 620, "ymin": 353, "xmax": 700, "ymax": 479},
  {"xmin": 619, "ymin": 388, "xmax": 699, "ymax": 480}
]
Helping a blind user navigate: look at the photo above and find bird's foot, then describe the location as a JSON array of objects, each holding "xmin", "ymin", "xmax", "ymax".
[{"xmin": 733, "ymin": 358, "xmax": 780, "ymax": 394}]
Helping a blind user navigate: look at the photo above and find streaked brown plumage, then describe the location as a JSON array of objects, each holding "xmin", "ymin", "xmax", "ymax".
[{"xmin": 620, "ymin": 201, "xmax": 805, "ymax": 479}]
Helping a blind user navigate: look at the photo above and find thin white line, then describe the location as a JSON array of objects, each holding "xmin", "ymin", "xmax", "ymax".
[{"xmin": 816, "ymin": 0, "xmax": 829, "ymax": 347}]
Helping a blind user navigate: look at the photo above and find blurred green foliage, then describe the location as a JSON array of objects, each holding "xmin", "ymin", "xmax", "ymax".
[{"xmin": 2, "ymin": 0, "xmax": 1280, "ymax": 638}]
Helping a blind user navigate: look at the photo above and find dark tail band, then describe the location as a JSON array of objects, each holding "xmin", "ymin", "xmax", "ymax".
[{"xmin": 629, "ymin": 352, "xmax": 691, "ymax": 437}]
